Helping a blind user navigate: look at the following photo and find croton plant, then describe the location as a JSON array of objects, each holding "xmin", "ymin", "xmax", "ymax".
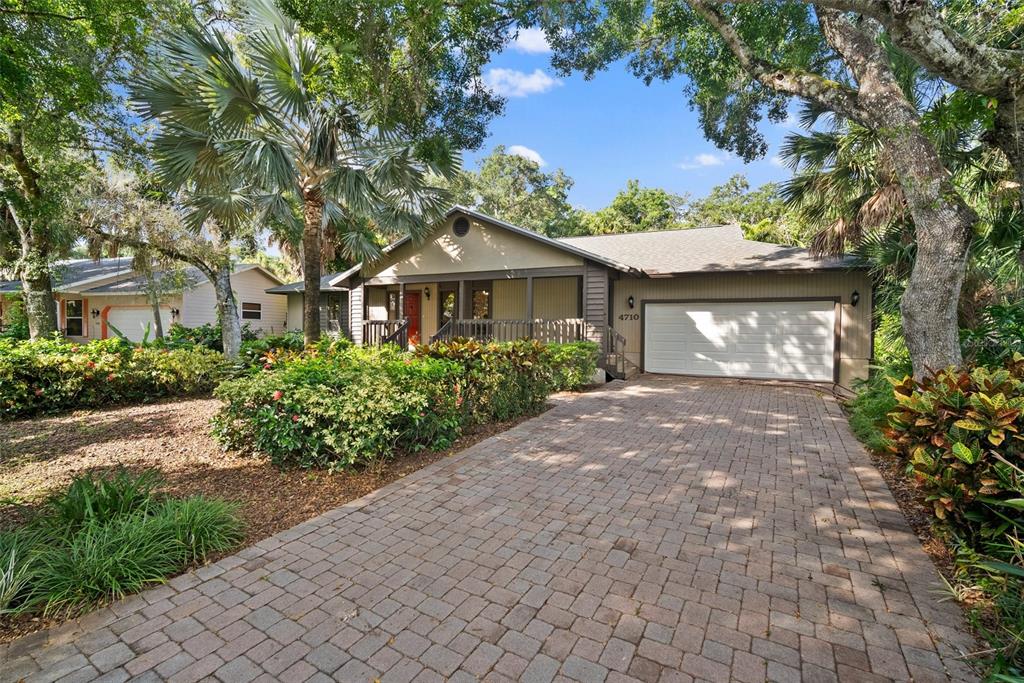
[{"xmin": 885, "ymin": 353, "xmax": 1024, "ymax": 526}]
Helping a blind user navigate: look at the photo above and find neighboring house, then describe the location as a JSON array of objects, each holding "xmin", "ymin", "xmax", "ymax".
[
  {"xmin": 267, "ymin": 206, "xmax": 873, "ymax": 386},
  {"xmin": 265, "ymin": 273, "xmax": 349, "ymax": 337},
  {"xmin": 0, "ymin": 259, "xmax": 287, "ymax": 342}
]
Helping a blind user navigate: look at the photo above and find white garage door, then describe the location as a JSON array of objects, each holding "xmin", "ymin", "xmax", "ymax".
[
  {"xmin": 644, "ymin": 301, "xmax": 835, "ymax": 381},
  {"xmin": 106, "ymin": 307, "xmax": 173, "ymax": 342}
]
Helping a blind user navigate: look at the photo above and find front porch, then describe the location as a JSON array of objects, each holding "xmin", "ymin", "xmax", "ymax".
[
  {"xmin": 359, "ymin": 274, "xmax": 587, "ymax": 346},
  {"xmin": 352, "ymin": 273, "xmax": 635, "ymax": 379}
]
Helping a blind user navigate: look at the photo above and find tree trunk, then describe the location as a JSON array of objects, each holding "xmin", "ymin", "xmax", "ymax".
[
  {"xmin": 990, "ymin": 93, "xmax": 1024, "ymax": 208},
  {"xmin": 22, "ymin": 269, "xmax": 57, "ymax": 339},
  {"xmin": 150, "ymin": 296, "xmax": 164, "ymax": 340},
  {"xmin": 814, "ymin": 10, "xmax": 976, "ymax": 379},
  {"xmin": 212, "ymin": 261, "xmax": 241, "ymax": 358},
  {"xmin": 19, "ymin": 243, "xmax": 57, "ymax": 339},
  {"xmin": 301, "ymin": 194, "xmax": 324, "ymax": 348}
]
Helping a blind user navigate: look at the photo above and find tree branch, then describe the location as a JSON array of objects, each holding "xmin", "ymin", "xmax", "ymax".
[
  {"xmin": 0, "ymin": 7, "xmax": 89, "ymax": 21},
  {"xmin": 705, "ymin": 0, "xmax": 1021, "ymax": 96},
  {"xmin": 687, "ymin": 0, "xmax": 867, "ymax": 122},
  {"xmin": 86, "ymin": 225, "xmax": 217, "ymax": 282}
]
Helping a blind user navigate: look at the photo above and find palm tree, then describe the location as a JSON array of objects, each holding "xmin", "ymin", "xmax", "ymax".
[{"xmin": 133, "ymin": 0, "xmax": 456, "ymax": 347}]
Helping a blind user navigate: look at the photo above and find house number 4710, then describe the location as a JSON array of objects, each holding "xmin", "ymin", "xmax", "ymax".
[{"xmin": 618, "ymin": 313, "xmax": 639, "ymax": 321}]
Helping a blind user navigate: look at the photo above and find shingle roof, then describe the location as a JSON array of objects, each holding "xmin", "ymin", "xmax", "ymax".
[
  {"xmin": 0, "ymin": 259, "xmax": 275, "ymax": 295},
  {"xmin": 558, "ymin": 225, "xmax": 861, "ymax": 274},
  {"xmin": 266, "ymin": 272, "xmax": 348, "ymax": 294}
]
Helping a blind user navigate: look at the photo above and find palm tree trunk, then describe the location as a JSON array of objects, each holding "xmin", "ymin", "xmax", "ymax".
[
  {"xmin": 212, "ymin": 261, "xmax": 241, "ymax": 358},
  {"xmin": 301, "ymin": 194, "xmax": 324, "ymax": 347}
]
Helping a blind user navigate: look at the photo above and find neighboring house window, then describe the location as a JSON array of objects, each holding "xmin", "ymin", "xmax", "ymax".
[
  {"xmin": 65, "ymin": 299, "xmax": 84, "ymax": 336},
  {"xmin": 241, "ymin": 302, "xmax": 262, "ymax": 320}
]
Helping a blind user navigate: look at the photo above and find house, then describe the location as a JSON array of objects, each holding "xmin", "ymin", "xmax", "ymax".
[
  {"xmin": 0, "ymin": 259, "xmax": 288, "ymax": 342},
  {"xmin": 267, "ymin": 206, "xmax": 873, "ymax": 386}
]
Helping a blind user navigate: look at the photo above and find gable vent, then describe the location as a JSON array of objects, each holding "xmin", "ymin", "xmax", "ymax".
[{"xmin": 453, "ymin": 216, "xmax": 470, "ymax": 237}]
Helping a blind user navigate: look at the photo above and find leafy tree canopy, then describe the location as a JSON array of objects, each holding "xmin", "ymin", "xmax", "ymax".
[
  {"xmin": 278, "ymin": 0, "xmax": 524, "ymax": 150},
  {"xmin": 580, "ymin": 180, "xmax": 686, "ymax": 234},
  {"xmin": 446, "ymin": 145, "xmax": 579, "ymax": 237}
]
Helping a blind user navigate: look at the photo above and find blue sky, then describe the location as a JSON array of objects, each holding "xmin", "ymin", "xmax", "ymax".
[{"xmin": 464, "ymin": 29, "xmax": 799, "ymax": 210}]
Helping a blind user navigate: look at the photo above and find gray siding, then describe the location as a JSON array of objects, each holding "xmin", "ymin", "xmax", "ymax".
[{"xmin": 582, "ymin": 260, "xmax": 609, "ymax": 345}]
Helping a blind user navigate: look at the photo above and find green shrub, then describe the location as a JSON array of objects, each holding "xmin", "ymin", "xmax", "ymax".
[
  {"xmin": 845, "ymin": 367, "xmax": 907, "ymax": 452},
  {"xmin": 212, "ymin": 339, "xmax": 596, "ymax": 469},
  {"xmin": 0, "ymin": 470, "xmax": 242, "ymax": 617},
  {"xmin": 543, "ymin": 342, "xmax": 599, "ymax": 391},
  {"xmin": 0, "ymin": 296, "xmax": 29, "ymax": 341},
  {"xmin": 165, "ymin": 322, "xmax": 259, "ymax": 352},
  {"xmin": 961, "ymin": 303, "xmax": 1024, "ymax": 367},
  {"xmin": 212, "ymin": 346, "xmax": 464, "ymax": 469},
  {"xmin": 0, "ymin": 336, "xmax": 224, "ymax": 418}
]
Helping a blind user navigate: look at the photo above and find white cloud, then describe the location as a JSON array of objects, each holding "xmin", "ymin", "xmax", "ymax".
[
  {"xmin": 507, "ymin": 145, "xmax": 546, "ymax": 167},
  {"xmin": 770, "ymin": 155, "xmax": 785, "ymax": 167},
  {"xmin": 509, "ymin": 27, "xmax": 551, "ymax": 54},
  {"xmin": 482, "ymin": 68, "xmax": 561, "ymax": 97},
  {"xmin": 676, "ymin": 152, "xmax": 729, "ymax": 170}
]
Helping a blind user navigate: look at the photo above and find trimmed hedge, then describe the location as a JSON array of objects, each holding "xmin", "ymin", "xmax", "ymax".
[
  {"xmin": 212, "ymin": 340, "xmax": 599, "ymax": 469},
  {"xmin": 0, "ymin": 336, "xmax": 224, "ymax": 418}
]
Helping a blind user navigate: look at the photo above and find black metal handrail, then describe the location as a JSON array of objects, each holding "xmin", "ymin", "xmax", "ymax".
[{"xmin": 382, "ymin": 319, "xmax": 410, "ymax": 348}]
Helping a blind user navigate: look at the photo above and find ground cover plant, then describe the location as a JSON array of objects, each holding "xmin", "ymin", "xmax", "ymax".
[
  {"xmin": 850, "ymin": 352, "xmax": 1024, "ymax": 677},
  {"xmin": 0, "ymin": 469, "xmax": 242, "ymax": 619},
  {"xmin": 0, "ymin": 336, "xmax": 224, "ymax": 419},
  {"xmin": 212, "ymin": 339, "xmax": 598, "ymax": 470}
]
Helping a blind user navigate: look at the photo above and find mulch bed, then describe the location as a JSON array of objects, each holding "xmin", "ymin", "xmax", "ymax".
[{"xmin": 0, "ymin": 397, "xmax": 542, "ymax": 643}]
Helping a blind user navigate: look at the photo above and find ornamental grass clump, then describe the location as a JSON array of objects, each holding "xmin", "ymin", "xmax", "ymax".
[{"xmin": 0, "ymin": 469, "xmax": 243, "ymax": 618}]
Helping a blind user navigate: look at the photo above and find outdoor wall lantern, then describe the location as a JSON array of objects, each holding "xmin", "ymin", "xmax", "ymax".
[
  {"xmin": 90, "ymin": 308, "xmax": 100, "ymax": 319},
  {"xmin": 170, "ymin": 308, "xmax": 181, "ymax": 318},
  {"xmin": 424, "ymin": 287, "xmax": 431, "ymax": 301},
  {"xmin": 850, "ymin": 290, "xmax": 860, "ymax": 307},
  {"xmin": 627, "ymin": 295, "xmax": 635, "ymax": 309}
]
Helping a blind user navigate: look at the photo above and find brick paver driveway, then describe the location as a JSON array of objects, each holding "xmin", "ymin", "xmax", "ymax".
[{"xmin": 3, "ymin": 376, "xmax": 977, "ymax": 682}]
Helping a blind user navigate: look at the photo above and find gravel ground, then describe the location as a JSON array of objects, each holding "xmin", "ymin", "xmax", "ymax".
[{"xmin": 0, "ymin": 397, "xmax": 535, "ymax": 641}]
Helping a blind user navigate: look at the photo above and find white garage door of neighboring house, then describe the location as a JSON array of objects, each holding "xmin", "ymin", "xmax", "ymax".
[
  {"xmin": 106, "ymin": 307, "xmax": 173, "ymax": 342},
  {"xmin": 644, "ymin": 301, "xmax": 836, "ymax": 382}
]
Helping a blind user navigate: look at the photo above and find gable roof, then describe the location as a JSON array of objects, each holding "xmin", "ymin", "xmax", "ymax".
[
  {"xmin": 559, "ymin": 225, "xmax": 862, "ymax": 275},
  {"xmin": 0, "ymin": 259, "xmax": 282, "ymax": 295},
  {"xmin": 326, "ymin": 206, "xmax": 641, "ymax": 287},
  {"xmin": 266, "ymin": 272, "xmax": 348, "ymax": 294}
]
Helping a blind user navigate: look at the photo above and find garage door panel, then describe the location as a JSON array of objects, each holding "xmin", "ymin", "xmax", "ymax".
[
  {"xmin": 644, "ymin": 301, "xmax": 835, "ymax": 381},
  {"xmin": 107, "ymin": 308, "xmax": 173, "ymax": 342}
]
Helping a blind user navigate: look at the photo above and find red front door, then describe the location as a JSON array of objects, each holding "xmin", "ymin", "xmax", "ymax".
[{"xmin": 404, "ymin": 292, "xmax": 421, "ymax": 345}]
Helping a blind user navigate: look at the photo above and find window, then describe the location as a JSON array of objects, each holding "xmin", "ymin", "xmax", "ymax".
[
  {"xmin": 387, "ymin": 291, "xmax": 400, "ymax": 319},
  {"xmin": 65, "ymin": 299, "xmax": 84, "ymax": 336},
  {"xmin": 472, "ymin": 287, "xmax": 491, "ymax": 319},
  {"xmin": 241, "ymin": 302, "xmax": 262, "ymax": 320}
]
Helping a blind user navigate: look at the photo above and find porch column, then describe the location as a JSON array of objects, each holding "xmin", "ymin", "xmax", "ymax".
[
  {"xmin": 458, "ymin": 280, "xmax": 468, "ymax": 319},
  {"xmin": 526, "ymin": 276, "xmax": 534, "ymax": 339},
  {"xmin": 350, "ymin": 282, "xmax": 364, "ymax": 345},
  {"xmin": 398, "ymin": 282, "xmax": 406, "ymax": 320}
]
